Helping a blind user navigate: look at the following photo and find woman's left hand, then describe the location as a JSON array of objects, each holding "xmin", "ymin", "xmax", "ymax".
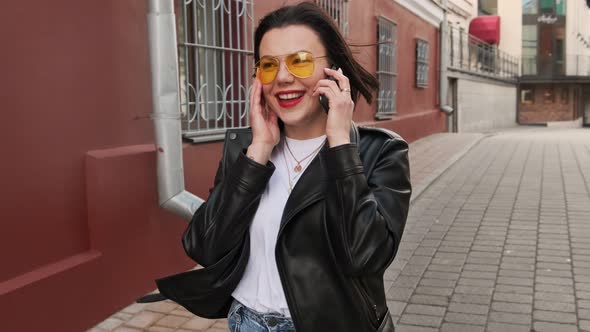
[{"xmin": 312, "ymin": 67, "xmax": 354, "ymax": 147}]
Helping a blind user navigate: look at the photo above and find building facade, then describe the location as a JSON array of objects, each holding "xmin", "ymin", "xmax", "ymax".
[
  {"xmin": 441, "ymin": 0, "xmax": 521, "ymax": 132},
  {"xmin": 1, "ymin": 0, "xmax": 446, "ymax": 330},
  {"xmin": 518, "ymin": 0, "xmax": 590, "ymax": 125}
]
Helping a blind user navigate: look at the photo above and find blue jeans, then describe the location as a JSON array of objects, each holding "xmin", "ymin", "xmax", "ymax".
[{"xmin": 227, "ymin": 299, "xmax": 296, "ymax": 332}]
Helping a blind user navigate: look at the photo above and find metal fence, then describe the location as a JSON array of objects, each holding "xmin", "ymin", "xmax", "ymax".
[
  {"xmin": 178, "ymin": 0, "xmax": 254, "ymax": 142},
  {"xmin": 522, "ymin": 55, "xmax": 590, "ymax": 77},
  {"xmin": 447, "ymin": 24, "xmax": 519, "ymax": 80}
]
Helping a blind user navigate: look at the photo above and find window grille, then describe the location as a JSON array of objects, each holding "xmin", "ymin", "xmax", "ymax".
[
  {"xmin": 416, "ymin": 39, "xmax": 429, "ymax": 88},
  {"xmin": 314, "ymin": 0, "xmax": 349, "ymax": 36},
  {"xmin": 376, "ymin": 17, "xmax": 397, "ymax": 117},
  {"xmin": 177, "ymin": 0, "xmax": 254, "ymax": 142}
]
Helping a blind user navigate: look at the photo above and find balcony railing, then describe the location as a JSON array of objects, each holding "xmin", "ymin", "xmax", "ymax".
[
  {"xmin": 447, "ymin": 24, "xmax": 519, "ymax": 80},
  {"xmin": 522, "ymin": 55, "xmax": 590, "ymax": 78}
]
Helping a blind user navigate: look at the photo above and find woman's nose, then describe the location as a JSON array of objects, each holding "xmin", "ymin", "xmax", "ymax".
[{"xmin": 274, "ymin": 61, "xmax": 294, "ymax": 83}]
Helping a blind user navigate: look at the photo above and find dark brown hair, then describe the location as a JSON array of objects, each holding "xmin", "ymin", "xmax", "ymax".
[{"xmin": 254, "ymin": 2, "xmax": 379, "ymax": 104}]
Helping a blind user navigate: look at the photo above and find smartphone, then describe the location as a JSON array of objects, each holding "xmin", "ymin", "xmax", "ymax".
[{"xmin": 319, "ymin": 65, "xmax": 340, "ymax": 113}]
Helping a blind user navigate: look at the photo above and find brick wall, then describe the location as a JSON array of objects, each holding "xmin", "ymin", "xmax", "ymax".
[{"xmin": 518, "ymin": 83, "xmax": 575, "ymax": 124}]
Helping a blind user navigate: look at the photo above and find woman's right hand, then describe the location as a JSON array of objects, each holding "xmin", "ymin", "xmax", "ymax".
[{"xmin": 246, "ymin": 78, "xmax": 280, "ymax": 165}]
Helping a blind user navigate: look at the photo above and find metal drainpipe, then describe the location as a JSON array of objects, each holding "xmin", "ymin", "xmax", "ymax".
[
  {"xmin": 439, "ymin": 0, "xmax": 454, "ymax": 115},
  {"xmin": 147, "ymin": 0, "xmax": 203, "ymax": 221}
]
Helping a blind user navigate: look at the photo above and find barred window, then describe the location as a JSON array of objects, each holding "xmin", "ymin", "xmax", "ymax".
[
  {"xmin": 416, "ymin": 39, "xmax": 429, "ymax": 88},
  {"xmin": 315, "ymin": 0, "xmax": 349, "ymax": 36},
  {"xmin": 376, "ymin": 17, "xmax": 397, "ymax": 117},
  {"xmin": 177, "ymin": 0, "xmax": 254, "ymax": 142}
]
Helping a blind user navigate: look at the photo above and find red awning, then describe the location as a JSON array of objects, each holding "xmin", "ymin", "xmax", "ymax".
[{"xmin": 469, "ymin": 16, "xmax": 501, "ymax": 45}]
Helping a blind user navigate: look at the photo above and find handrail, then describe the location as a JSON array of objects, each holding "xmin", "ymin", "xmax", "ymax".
[{"xmin": 447, "ymin": 23, "xmax": 519, "ymax": 80}]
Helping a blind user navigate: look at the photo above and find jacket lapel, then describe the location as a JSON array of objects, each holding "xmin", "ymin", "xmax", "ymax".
[
  {"xmin": 278, "ymin": 123, "xmax": 359, "ymax": 235},
  {"xmin": 226, "ymin": 124, "xmax": 359, "ymax": 236},
  {"xmin": 278, "ymin": 145, "xmax": 327, "ymax": 234}
]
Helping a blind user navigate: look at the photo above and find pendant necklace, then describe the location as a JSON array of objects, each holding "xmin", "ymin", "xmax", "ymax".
[
  {"xmin": 281, "ymin": 138, "xmax": 325, "ymax": 193},
  {"xmin": 284, "ymin": 137, "xmax": 325, "ymax": 173}
]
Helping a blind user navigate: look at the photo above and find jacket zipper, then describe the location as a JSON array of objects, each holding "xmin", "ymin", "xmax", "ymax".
[{"xmin": 353, "ymin": 278, "xmax": 380, "ymax": 327}]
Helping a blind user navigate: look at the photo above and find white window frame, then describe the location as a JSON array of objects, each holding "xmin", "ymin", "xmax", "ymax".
[
  {"xmin": 376, "ymin": 17, "xmax": 398, "ymax": 118},
  {"xmin": 416, "ymin": 39, "xmax": 429, "ymax": 88}
]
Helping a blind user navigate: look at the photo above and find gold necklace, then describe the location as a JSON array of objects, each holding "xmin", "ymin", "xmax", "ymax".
[{"xmin": 284, "ymin": 137, "xmax": 325, "ymax": 173}]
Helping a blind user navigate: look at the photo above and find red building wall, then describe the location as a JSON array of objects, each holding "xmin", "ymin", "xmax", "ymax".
[
  {"xmin": 363, "ymin": 0, "xmax": 446, "ymax": 142},
  {"xmin": 0, "ymin": 1, "xmax": 218, "ymax": 331},
  {"xmin": 1, "ymin": 1, "xmax": 443, "ymax": 331}
]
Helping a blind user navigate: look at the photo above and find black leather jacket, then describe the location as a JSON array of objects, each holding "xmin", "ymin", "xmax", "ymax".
[{"xmin": 156, "ymin": 124, "xmax": 411, "ymax": 332}]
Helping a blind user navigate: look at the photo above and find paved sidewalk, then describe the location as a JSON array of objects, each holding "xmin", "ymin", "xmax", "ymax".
[
  {"xmin": 86, "ymin": 131, "xmax": 490, "ymax": 332},
  {"xmin": 408, "ymin": 132, "xmax": 484, "ymax": 203},
  {"xmin": 389, "ymin": 127, "xmax": 590, "ymax": 331}
]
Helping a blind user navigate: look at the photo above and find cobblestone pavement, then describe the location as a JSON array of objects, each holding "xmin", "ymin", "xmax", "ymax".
[
  {"xmin": 389, "ymin": 127, "xmax": 590, "ymax": 332},
  {"xmin": 407, "ymin": 132, "xmax": 484, "ymax": 203},
  {"xmin": 89, "ymin": 127, "xmax": 590, "ymax": 331}
]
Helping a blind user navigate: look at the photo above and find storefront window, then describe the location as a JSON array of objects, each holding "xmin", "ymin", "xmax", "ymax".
[
  {"xmin": 522, "ymin": 25, "xmax": 538, "ymax": 75},
  {"xmin": 556, "ymin": 0, "xmax": 566, "ymax": 15},
  {"xmin": 539, "ymin": 0, "xmax": 566, "ymax": 15},
  {"xmin": 521, "ymin": 0, "xmax": 567, "ymax": 77},
  {"xmin": 540, "ymin": 0, "xmax": 554, "ymax": 13},
  {"xmin": 523, "ymin": 0, "xmax": 538, "ymax": 14},
  {"xmin": 521, "ymin": 86, "xmax": 535, "ymax": 104}
]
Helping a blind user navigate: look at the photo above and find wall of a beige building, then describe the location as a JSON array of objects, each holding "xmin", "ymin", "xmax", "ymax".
[
  {"xmin": 444, "ymin": 0, "xmax": 477, "ymax": 28},
  {"xmin": 566, "ymin": 0, "xmax": 590, "ymax": 75},
  {"xmin": 442, "ymin": 0, "xmax": 518, "ymax": 133},
  {"xmin": 497, "ymin": 0, "xmax": 522, "ymax": 67},
  {"xmin": 454, "ymin": 75, "xmax": 517, "ymax": 132}
]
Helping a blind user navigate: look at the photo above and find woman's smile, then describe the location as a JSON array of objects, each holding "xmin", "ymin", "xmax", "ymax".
[{"xmin": 275, "ymin": 90, "xmax": 306, "ymax": 108}]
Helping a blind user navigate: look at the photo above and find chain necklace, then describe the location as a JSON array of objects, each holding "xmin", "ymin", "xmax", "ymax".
[
  {"xmin": 281, "ymin": 138, "xmax": 325, "ymax": 193},
  {"xmin": 284, "ymin": 137, "xmax": 325, "ymax": 173},
  {"xmin": 282, "ymin": 146, "xmax": 294, "ymax": 194}
]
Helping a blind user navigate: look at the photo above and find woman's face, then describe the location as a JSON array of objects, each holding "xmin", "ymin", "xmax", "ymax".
[{"xmin": 258, "ymin": 25, "xmax": 329, "ymax": 132}]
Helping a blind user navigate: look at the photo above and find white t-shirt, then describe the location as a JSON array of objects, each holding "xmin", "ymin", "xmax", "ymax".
[{"xmin": 231, "ymin": 134, "xmax": 327, "ymax": 317}]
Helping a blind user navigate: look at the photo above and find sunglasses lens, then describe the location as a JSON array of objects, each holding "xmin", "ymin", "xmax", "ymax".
[
  {"xmin": 258, "ymin": 58, "xmax": 279, "ymax": 84},
  {"xmin": 286, "ymin": 52, "xmax": 314, "ymax": 78},
  {"xmin": 256, "ymin": 52, "xmax": 316, "ymax": 84}
]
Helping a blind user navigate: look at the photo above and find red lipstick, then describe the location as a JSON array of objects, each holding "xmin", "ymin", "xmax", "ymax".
[{"xmin": 275, "ymin": 90, "xmax": 305, "ymax": 108}]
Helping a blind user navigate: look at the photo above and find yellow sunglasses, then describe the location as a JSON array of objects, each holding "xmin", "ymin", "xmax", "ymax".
[{"xmin": 255, "ymin": 51, "xmax": 329, "ymax": 84}]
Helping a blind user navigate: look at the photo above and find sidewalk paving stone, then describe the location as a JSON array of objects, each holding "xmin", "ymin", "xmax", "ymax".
[{"xmin": 89, "ymin": 127, "xmax": 590, "ymax": 331}]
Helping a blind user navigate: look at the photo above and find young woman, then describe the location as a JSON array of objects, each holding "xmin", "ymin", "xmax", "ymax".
[{"xmin": 156, "ymin": 3, "xmax": 411, "ymax": 332}]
